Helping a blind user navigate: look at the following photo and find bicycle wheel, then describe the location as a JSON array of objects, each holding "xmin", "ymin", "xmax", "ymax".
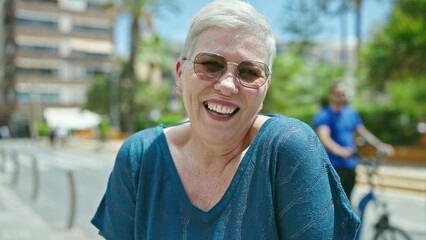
[{"xmin": 374, "ymin": 226, "xmax": 412, "ymax": 240}]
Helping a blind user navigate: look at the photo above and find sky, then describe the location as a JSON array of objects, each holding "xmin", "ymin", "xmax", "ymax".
[{"xmin": 115, "ymin": 0, "xmax": 394, "ymax": 56}]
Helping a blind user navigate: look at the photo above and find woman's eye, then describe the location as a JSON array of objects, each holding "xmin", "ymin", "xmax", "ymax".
[
  {"xmin": 238, "ymin": 68, "xmax": 260, "ymax": 79},
  {"xmin": 201, "ymin": 61, "xmax": 224, "ymax": 71}
]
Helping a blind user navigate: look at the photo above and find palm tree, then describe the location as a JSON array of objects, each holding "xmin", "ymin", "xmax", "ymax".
[
  {"xmin": 316, "ymin": 0, "xmax": 364, "ymax": 62},
  {"xmin": 137, "ymin": 34, "xmax": 176, "ymax": 87},
  {"xmin": 117, "ymin": 0, "xmax": 179, "ymax": 132},
  {"xmin": 281, "ymin": 0, "xmax": 323, "ymax": 55}
]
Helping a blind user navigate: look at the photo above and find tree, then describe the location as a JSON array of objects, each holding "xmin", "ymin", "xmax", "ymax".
[
  {"xmin": 362, "ymin": 0, "xmax": 426, "ymax": 88},
  {"xmin": 315, "ymin": 0, "xmax": 363, "ymax": 56},
  {"xmin": 388, "ymin": 77, "xmax": 426, "ymax": 119},
  {"xmin": 132, "ymin": 33, "xmax": 184, "ymax": 129},
  {"xmin": 263, "ymin": 49, "xmax": 346, "ymax": 123},
  {"xmin": 133, "ymin": 80, "xmax": 185, "ymax": 130},
  {"xmin": 137, "ymin": 33, "xmax": 177, "ymax": 86},
  {"xmin": 281, "ymin": 0, "xmax": 323, "ymax": 54},
  {"xmin": 85, "ymin": 75, "xmax": 110, "ymax": 115},
  {"xmin": 118, "ymin": 0, "xmax": 179, "ymax": 132}
]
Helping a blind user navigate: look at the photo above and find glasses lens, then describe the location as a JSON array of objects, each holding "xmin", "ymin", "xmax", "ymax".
[
  {"xmin": 237, "ymin": 61, "xmax": 268, "ymax": 88},
  {"xmin": 192, "ymin": 52, "xmax": 269, "ymax": 89},
  {"xmin": 193, "ymin": 53, "xmax": 226, "ymax": 81}
]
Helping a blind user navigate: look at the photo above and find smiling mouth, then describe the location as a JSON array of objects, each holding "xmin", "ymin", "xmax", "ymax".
[{"xmin": 203, "ymin": 101, "xmax": 240, "ymax": 116}]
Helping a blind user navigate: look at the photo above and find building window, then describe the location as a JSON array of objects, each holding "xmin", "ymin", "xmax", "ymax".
[
  {"xmin": 73, "ymin": 24, "xmax": 111, "ymax": 34},
  {"xmin": 19, "ymin": 45, "xmax": 59, "ymax": 54},
  {"xmin": 4, "ymin": 42, "xmax": 16, "ymax": 55},
  {"xmin": 40, "ymin": 92, "xmax": 60, "ymax": 103},
  {"xmin": 17, "ymin": 92, "xmax": 31, "ymax": 102},
  {"xmin": 70, "ymin": 50, "xmax": 109, "ymax": 58},
  {"xmin": 86, "ymin": 68, "xmax": 107, "ymax": 78},
  {"xmin": 17, "ymin": 92, "xmax": 60, "ymax": 103},
  {"xmin": 17, "ymin": 17, "xmax": 58, "ymax": 29},
  {"xmin": 17, "ymin": 67, "xmax": 59, "ymax": 77}
]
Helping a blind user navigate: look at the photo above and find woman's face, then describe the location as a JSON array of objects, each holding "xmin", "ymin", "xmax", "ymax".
[{"xmin": 176, "ymin": 27, "xmax": 270, "ymax": 141}]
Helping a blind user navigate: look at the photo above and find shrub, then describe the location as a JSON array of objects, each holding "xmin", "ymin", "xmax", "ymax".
[{"xmin": 358, "ymin": 107, "xmax": 420, "ymax": 145}]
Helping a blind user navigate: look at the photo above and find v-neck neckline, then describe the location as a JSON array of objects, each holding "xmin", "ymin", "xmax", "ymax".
[{"xmin": 157, "ymin": 116, "xmax": 276, "ymax": 222}]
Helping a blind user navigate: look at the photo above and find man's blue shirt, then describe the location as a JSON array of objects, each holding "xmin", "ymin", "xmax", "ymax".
[{"xmin": 312, "ymin": 105, "xmax": 363, "ymax": 169}]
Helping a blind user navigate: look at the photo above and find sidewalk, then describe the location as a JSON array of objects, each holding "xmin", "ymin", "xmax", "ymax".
[
  {"xmin": 48, "ymin": 136, "xmax": 124, "ymax": 155},
  {"xmin": 0, "ymin": 177, "xmax": 94, "ymax": 240},
  {"xmin": 0, "ymin": 137, "xmax": 115, "ymax": 240}
]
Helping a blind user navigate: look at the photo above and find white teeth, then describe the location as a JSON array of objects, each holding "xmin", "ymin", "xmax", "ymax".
[{"xmin": 207, "ymin": 102, "xmax": 236, "ymax": 114}]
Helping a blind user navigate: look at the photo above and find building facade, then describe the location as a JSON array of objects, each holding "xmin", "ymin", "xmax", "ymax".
[{"xmin": 0, "ymin": 0, "xmax": 115, "ymax": 137}]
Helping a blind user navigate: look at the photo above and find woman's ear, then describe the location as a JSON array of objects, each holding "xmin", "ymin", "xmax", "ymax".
[{"xmin": 175, "ymin": 58, "xmax": 183, "ymax": 90}]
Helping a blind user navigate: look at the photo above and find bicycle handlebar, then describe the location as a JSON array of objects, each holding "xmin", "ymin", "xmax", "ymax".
[{"xmin": 357, "ymin": 149, "xmax": 388, "ymax": 179}]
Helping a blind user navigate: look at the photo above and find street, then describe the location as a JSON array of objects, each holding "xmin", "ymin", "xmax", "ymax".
[
  {"xmin": 0, "ymin": 138, "xmax": 116, "ymax": 239},
  {"xmin": 1, "ymin": 138, "xmax": 425, "ymax": 240}
]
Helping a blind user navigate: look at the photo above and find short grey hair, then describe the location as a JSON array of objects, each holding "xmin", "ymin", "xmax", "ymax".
[{"xmin": 180, "ymin": 0, "xmax": 276, "ymax": 69}]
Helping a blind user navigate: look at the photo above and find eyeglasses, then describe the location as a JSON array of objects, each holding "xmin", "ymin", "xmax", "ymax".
[
  {"xmin": 332, "ymin": 91, "xmax": 346, "ymax": 97},
  {"xmin": 182, "ymin": 52, "xmax": 270, "ymax": 89}
]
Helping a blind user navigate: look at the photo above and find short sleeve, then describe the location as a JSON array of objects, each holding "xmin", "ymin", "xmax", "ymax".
[
  {"xmin": 353, "ymin": 110, "xmax": 363, "ymax": 129},
  {"xmin": 91, "ymin": 140, "xmax": 138, "ymax": 240},
  {"xmin": 312, "ymin": 108, "xmax": 330, "ymax": 129},
  {"xmin": 274, "ymin": 120, "xmax": 360, "ymax": 239}
]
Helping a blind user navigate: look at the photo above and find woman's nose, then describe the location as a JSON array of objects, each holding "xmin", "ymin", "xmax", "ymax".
[{"xmin": 215, "ymin": 72, "xmax": 239, "ymax": 94}]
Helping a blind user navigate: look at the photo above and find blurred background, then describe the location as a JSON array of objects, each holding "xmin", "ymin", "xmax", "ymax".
[
  {"xmin": 0, "ymin": 0, "xmax": 425, "ymax": 148},
  {"xmin": 0, "ymin": 0, "xmax": 425, "ymax": 145},
  {"xmin": 0, "ymin": 0, "xmax": 426, "ymax": 239}
]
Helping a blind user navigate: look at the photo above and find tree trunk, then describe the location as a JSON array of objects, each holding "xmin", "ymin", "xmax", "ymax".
[
  {"xmin": 354, "ymin": 0, "xmax": 362, "ymax": 66},
  {"xmin": 122, "ymin": 17, "xmax": 139, "ymax": 133}
]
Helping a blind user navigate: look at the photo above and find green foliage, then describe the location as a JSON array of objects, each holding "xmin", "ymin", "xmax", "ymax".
[
  {"xmin": 138, "ymin": 34, "xmax": 176, "ymax": 74},
  {"xmin": 85, "ymin": 75, "xmax": 110, "ymax": 115},
  {"xmin": 116, "ymin": 0, "xmax": 180, "ymax": 133},
  {"xmin": 86, "ymin": 31, "xmax": 181, "ymax": 133},
  {"xmin": 350, "ymin": 78, "xmax": 424, "ymax": 145},
  {"xmin": 357, "ymin": 106, "xmax": 420, "ymax": 145},
  {"xmin": 133, "ymin": 80, "xmax": 185, "ymax": 130},
  {"xmin": 156, "ymin": 112, "xmax": 185, "ymax": 126},
  {"xmin": 354, "ymin": 0, "xmax": 426, "ymax": 145},
  {"xmin": 135, "ymin": 81, "xmax": 170, "ymax": 112},
  {"xmin": 388, "ymin": 77, "xmax": 426, "ymax": 119},
  {"xmin": 38, "ymin": 121, "xmax": 50, "ymax": 137},
  {"xmin": 98, "ymin": 115, "xmax": 111, "ymax": 142},
  {"xmin": 263, "ymin": 49, "xmax": 345, "ymax": 118},
  {"xmin": 362, "ymin": 0, "xmax": 426, "ymax": 88},
  {"xmin": 126, "ymin": 30, "xmax": 184, "ymax": 131}
]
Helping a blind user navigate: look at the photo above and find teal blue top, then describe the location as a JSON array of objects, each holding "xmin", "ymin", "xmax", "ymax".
[{"xmin": 92, "ymin": 115, "xmax": 360, "ymax": 239}]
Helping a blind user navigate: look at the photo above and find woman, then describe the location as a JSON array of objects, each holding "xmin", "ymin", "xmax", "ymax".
[{"xmin": 92, "ymin": 1, "xmax": 360, "ymax": 239}]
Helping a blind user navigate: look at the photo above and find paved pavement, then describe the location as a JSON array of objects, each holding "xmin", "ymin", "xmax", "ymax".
[
  {"xmin": 0, "ymin": 137, "xmax": 122, "ymax": 240},
  {"xmin": 1, "ymin": 137, "xmax": 425, "ymax": 239},
  {"xmin": 0, "ymin": 178, "xmax": 92, "ymax": 240}
]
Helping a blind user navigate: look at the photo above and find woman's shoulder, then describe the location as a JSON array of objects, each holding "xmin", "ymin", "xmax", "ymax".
[
  {"xmin": 263, "ymin": 115, "xmax": 329, "ymax": 170},
  {"xmin": 262, "ymin": 114, "xmax": 313, "ymax": 133},
  {"xmin": 119, "ymin": 125, "xmax": 165, "ymax": 154},
  {"xmin": 258, "ymin": 114, "xmax": 319, "ymax": 150}
]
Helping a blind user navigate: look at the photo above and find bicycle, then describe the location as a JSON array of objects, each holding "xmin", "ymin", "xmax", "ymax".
[{"xmin": 355, "ymin": 150, "xmax": 412, "ymax": 240}]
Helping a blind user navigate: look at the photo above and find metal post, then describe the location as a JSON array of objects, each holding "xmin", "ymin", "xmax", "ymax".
[
  {"xmin": 30, "ymin": 155, "xmax": 40, "ymax": 201},
  {"xmin": 0, "ymin": 149, "xmax": 6, "ymax": 173},
  {"xmin": 66, "ymin": 170, "xmax": 77, "ymax": 229},
  {"xmin": 10, "ymin": 152, "xmax": 19, "ymax": 186}
]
